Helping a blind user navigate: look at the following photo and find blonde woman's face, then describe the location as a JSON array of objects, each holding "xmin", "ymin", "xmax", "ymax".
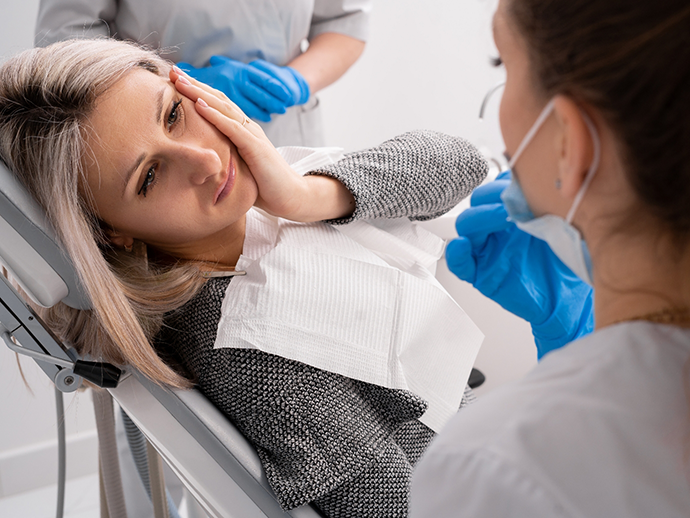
[{"xmin": 84, "ymin": 69, "xmax": 258, "ymax": 261}]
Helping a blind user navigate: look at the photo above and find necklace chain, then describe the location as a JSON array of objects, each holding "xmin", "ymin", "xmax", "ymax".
[{"xmin": 624, "ymin": 307, "xmax": 690, "ymax": 325}]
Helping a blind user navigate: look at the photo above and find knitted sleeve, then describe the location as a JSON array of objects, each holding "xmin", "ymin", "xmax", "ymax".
[{"xmin": 306, "ymin": 130, "xmax": 488, "ymax": 224}]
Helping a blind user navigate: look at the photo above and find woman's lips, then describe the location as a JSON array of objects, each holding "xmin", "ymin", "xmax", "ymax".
[{"xmin": 214, "ymin": 156, "xmax": 236, "ymax": 205}]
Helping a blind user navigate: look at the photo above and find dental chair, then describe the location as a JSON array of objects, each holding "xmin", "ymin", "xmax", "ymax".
[{"xmin": 0, "ymin": 160, "xmax": 323, "ymax": 518}]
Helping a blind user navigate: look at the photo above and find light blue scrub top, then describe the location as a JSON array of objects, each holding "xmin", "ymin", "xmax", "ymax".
[{"xmin": 35, "ymin": 0, "xmax": 371, "ymax": 146}]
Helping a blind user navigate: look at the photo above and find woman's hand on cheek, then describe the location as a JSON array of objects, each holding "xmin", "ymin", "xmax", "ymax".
[{"xmin": 170, "ymin": 67, "xmax": 354, "ymax": 222}]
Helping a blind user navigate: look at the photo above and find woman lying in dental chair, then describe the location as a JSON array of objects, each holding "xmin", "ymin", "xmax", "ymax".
[{"xmin": 0, "ymin": 39, "xmax": 487, "ymax": 517}]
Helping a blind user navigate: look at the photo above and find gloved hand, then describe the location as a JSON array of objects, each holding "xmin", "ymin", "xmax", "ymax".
[
  {"xmin": 248, "ymin": 59, "xmax": 310, "ymax": 107},
  {"xmin": 177, "ymin": 56, "xmax": 291, "ymax": 122},
  {"xmin": 446, "ymin": 172, "xmax": 594, "ymax": 359}
]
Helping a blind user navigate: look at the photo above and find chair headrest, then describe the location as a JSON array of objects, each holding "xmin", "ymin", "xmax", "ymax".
[{"xmin": 0, "ymin": 162, "xmax": 90, "ymax": 309}]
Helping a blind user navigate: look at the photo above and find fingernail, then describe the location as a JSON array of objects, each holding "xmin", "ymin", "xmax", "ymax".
[
  {"xmin": 177, "ymin": 75, "xmax": 191, "ymax": 86},
  {"xmin": 197, "ymin": 97, "xmax": 208, "ymax": 108},
  {"xmin": 173, "ymin": 65, "xmax": 186, "ymax": 75}
]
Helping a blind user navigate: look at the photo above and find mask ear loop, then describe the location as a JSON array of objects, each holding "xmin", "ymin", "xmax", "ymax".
[
  {"xmin": 507, "ymin": 99, "xmax": 556, "ymax": 169},
  {"xmin": 565, "ymin": 111, "xmax": 601, "ymax": 224}
]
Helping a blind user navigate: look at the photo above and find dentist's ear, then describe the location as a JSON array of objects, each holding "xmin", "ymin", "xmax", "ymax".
[{"xmin": 552, "ymin": 96, "xmax": 596, "ymax": 200}]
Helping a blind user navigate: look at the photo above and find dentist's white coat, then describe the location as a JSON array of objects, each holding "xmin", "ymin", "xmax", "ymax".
[{"xmin": 411, "ymin": 322, "xmax": 690, "ymax": 517}]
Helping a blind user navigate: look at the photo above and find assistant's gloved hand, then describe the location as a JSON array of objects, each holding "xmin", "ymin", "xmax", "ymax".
[
  {"xmin": 446, "ymin": 172, "xmax": 594, "ymax": 359},
  {"xmin": 177, "ymin": 56, "xmax": 291, "ymax": 122},
  {"xmin": 248, "ymin": 59, "xmax": 310, "ymax": 107}
]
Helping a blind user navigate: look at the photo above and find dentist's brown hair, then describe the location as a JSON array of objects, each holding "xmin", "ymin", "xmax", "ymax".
[{"xmin": 509, "ymin": 0, "xmax": 690, "ymax": 237}]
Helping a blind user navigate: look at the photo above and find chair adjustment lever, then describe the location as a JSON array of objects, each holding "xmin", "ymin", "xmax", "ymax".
[{"xmin": 1, "ymin": 329, "xmax": 122, "ymax": 388}]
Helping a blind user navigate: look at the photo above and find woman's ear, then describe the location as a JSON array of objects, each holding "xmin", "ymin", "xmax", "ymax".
[
  {"xmin": 105, "ymin": 227, "xmax": 134, "ymax": 250},
  {"xmin": 552, "ymin": 95, "xmax": 595, "ymax": 200}
]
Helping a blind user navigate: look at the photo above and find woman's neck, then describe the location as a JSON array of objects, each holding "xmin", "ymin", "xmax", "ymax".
[{"xmin": 155, "ymin": 214, "xmax": 247, "ymax": 269}]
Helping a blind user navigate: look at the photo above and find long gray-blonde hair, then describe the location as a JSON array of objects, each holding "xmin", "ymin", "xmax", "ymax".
[{"xmin": 0, "ymin": 39, "xmax": 208, "ymax": 388}]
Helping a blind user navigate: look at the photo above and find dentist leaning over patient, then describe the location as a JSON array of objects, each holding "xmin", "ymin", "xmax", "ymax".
[
  {"xmin": 34, "ymin": 0, "xmax": 368, "ymax": 147},
  {"xmin": 412, "ymin": 0, "xmax": 690, "ymax": 516}
]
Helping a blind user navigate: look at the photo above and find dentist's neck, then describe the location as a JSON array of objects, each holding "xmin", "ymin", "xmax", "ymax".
[{"xmin": 589, "ymin": 218, "xmax": 690, "ymax": 329}]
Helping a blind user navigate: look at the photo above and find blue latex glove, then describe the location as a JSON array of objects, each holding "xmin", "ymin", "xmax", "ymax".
[
  {"xmin": 446, "ymin": 171, "xmax": 594, "ymax": 359},
  {"xmin": 177, "ymin": 56, "xmax": 291, "ymax": 122},
  {"xmin": 248, "ymin": 59, "xmax": 310, "ymax": 107}
]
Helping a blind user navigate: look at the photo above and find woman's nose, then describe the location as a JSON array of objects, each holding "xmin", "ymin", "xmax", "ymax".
[{"xmin": 177, "ymin": 143, "xmax": 223, "ymax": 185}]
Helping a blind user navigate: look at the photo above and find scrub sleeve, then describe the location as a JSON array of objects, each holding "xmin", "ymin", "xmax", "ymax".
[{"xmin": 34, "ymin": 0, "xmax": 372, "ymax": 147}]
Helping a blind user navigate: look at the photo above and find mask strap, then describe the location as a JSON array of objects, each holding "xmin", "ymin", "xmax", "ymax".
[
  {"xmin": 565, "ymin": 111, "xmax": 601, "ymax": 223},
  {"xmin": 508, "ymin": 98, "xmax": 556, "ymax": 169}
]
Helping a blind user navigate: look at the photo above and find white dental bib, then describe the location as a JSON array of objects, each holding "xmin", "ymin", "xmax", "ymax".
[{"xmin": 213, "ymin": 147, "xmax": 484, "ymax": 432}]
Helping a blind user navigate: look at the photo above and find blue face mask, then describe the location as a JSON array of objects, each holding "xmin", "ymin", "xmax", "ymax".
[{"xmin": 500, "ymin": 99, "xmax": 601, "ymax": 285}]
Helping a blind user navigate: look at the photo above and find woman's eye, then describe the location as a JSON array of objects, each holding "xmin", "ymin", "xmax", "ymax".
[
  {"xmin": 490, "ymin": 56, "xmax": 503, "ymax": 67},
  {"xmin": 167, "ymin": 99, "xmax": 183, "ymax": 130},
  {"xmin": 138, "ymin": 166, "xmax": 156, "ymax": 197}
]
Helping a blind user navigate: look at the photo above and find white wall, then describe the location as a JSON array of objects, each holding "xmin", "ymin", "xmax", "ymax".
[
  {"xmin": 317, "ymin": 0, "xmax": 538, "ymax": 401},
  {"xmin": 0, "ymin": 0, "xmax": 536, "ymax": 499},
  {"xmin": 0, "ymin": 0, "xmax": 100, "ymax": 499},
  {"xmin": 0, "ymin": 1, "xmax": 39, "ymax": 59},
  {"xmin": 319, "ymin": 0, "xmax": 507, "ymax": 159}
]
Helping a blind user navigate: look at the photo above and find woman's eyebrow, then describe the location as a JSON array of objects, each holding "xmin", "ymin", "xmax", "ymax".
[
  {"xmin": 122, "ymin": 152, "xmax": 146, "ymax": 198},
  {"xmin": 155, "ymin": 85, "xmax": 166, "ymax": 125},
  {"xmin": 121, "ymin": 86, "xmax": 167, "ymax": 197}
]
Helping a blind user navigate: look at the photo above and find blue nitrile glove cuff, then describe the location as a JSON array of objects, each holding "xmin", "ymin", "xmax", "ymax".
[
  {"xmin": 248, "ymin": 59, "xmax": 310, "ymax": 106},
  {"xmin": 288, "ymin": 67, "xmax": 310, "ymax": 105},
  {"xmin": 447, "ymin": 171, "xmax": 595, "ymax": 360},
  {"xmin": 533, "ymin": 287, "xmax": 594, "ymax": 359}
]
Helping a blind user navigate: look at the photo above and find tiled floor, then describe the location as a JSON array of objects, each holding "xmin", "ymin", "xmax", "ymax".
[{"xmin": 0, "ymin": 473, "xmax": 99, "ymax": 518}]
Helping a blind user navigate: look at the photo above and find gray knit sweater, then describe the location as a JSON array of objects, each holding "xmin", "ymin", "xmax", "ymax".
[{"xmin": 156, "ymin": 131, "xmax": 487, "ymax": 517}]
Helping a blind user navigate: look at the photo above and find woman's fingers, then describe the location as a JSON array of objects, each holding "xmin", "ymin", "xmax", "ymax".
[
  {"xmin": 171, "ymin": 70, "xmax": 260, "ymax": 135},
  {"xmin": 170, "ymin": 65, "xmax": 272, "ymax": 153},
  {"xmin": 170, "ymin": 69, "xmax": 232, "ymax": 108},
  {"xmin": 194, "ymin": 97, "xmax": 310, "ymax": 218},
  {"xmin": 171, "ymin": 66, "xmax": 271, "ymax": 132},
  {"xmin": 193, "ymin": 96, "xmax": 278, "ymax": 178},
  {"xmin": 169, "ymin": 67, "xmax": 310, "ymax": 218},
  {"xmin": 170, "ymin": 65, "xmax": 230, "ymax": 104},
  {"xmin": 193, "ymin": 97, "xmax": 261, "ymax": 151}
]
